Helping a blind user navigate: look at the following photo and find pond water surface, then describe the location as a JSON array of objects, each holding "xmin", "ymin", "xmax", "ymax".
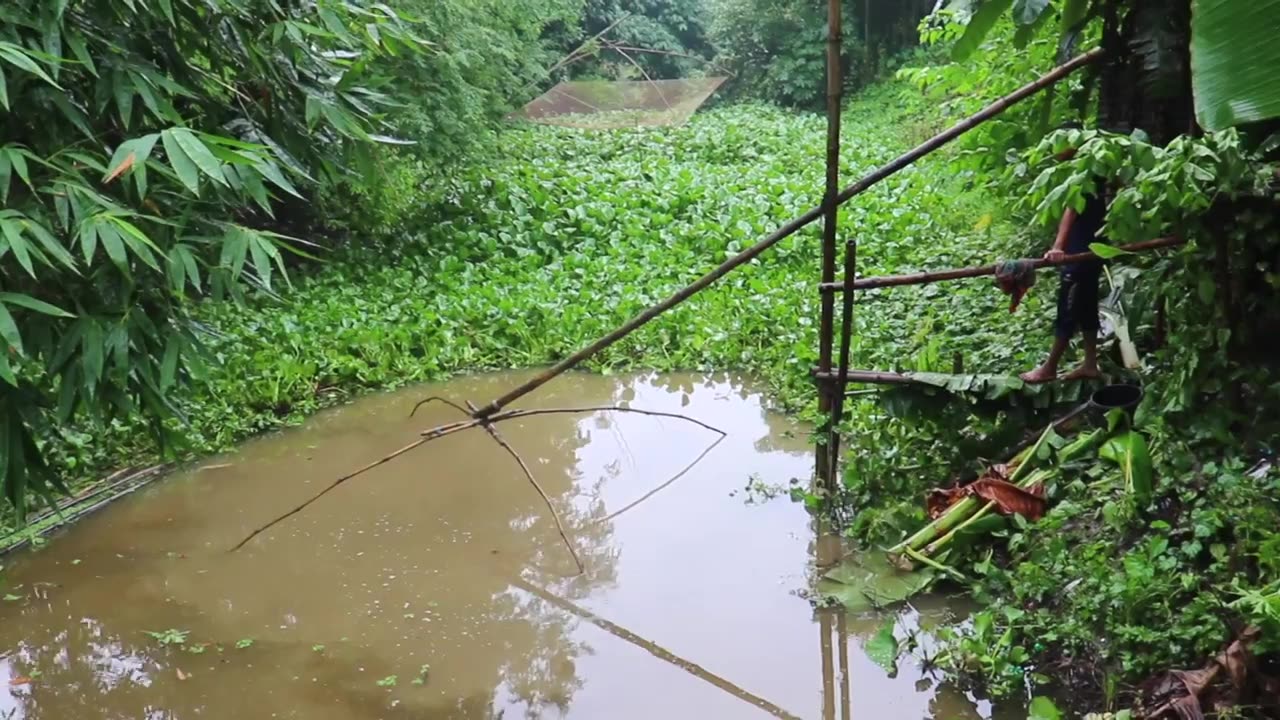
[{"xmin": 0, "ymin": 371, "xmax": 1021, "ymax": 719}]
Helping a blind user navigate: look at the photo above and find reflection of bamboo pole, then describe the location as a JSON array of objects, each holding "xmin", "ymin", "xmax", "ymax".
[
  {"xmin": 837, "ymin": 612, "xmax": 851, "ymax": 720},
  {"xmin": 511, "ymin": 576, "xmax": 802, "ymax": 720},
  {"xmin": 820, "ymin": 610, "xmax": 836, "ymax": 720}
]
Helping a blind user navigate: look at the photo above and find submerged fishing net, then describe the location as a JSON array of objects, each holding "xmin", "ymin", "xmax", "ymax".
[{"xmin": 513, "ymin": 77, "xmax": 727, "ymax": 129}]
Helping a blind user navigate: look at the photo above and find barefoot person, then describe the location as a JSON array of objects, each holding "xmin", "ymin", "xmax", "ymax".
[{"xmin": 1020, "ymin": 143, "xmax": 1107, "ymax": 384}]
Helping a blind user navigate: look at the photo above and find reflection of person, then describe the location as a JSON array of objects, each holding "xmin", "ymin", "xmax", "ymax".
[{"xmin": 1020, "ymin": 141, "xmax": 1107, "ymax": 384}]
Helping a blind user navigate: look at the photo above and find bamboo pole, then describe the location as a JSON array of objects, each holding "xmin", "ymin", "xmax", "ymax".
[
  {"xmin": 816, "ymin": 0, "xmax": 845, "ymax": 487},
  {"xmin": 827, "ymin": 239, "xmax": 857, "ymax": 475},
  {"xmin": 812, "ymin": 369, "xmax": 914, "ymax": 384},
  {"xmin": 818, "ymin": 236, "xmax": 1181, "ymax": 292},
  {"xmin": 469, "ymin": 49, "xmax": 1103, "ymax": 420}
]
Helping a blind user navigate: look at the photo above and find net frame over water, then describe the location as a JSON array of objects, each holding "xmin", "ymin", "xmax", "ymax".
[{"xmin": 514, "ymin": 77, "xmax": 728, "ymax": 129}]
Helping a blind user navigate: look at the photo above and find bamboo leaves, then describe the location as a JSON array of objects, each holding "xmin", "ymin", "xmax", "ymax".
[
  {"xmin": 161, "ymin": 130, "xmax": 203, "ymax": 194},
  {"xmin": 0, "ymin": 42, "xmax": 60, "ymax": 89},
  {"xmin": 0, "ymin": 0, "xmax": 425, "ymax": 517}
]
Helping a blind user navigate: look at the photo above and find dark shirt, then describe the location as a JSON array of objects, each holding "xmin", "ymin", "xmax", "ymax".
[{"xmin": 1064, "ymin": 180, "xmax": 1107, "ymax": 273}]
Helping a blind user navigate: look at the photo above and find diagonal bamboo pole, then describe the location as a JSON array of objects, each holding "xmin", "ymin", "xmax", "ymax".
[{"xmin": 471, "ymin": 49, "xmax": 1104, "ymax": 420}]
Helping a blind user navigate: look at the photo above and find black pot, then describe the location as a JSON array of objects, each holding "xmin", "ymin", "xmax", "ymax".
[{"xmin": 1088, "ymin": 384, "xmax": 1144, "ymax": 422}]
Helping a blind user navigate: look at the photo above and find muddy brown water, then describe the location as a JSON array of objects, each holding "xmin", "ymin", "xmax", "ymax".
[{"xmin": 0, "ymin": 371, "xmax": 1026, "ymax": 719}]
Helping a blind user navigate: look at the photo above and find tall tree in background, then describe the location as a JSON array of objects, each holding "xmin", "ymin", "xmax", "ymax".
[
  {"xmin": 553, "ymin": 0, "xmax": 714, "ymax": 80},
  {"xmin": 707, "ymin": 0, "xmax": 935, "ymax": 107}
]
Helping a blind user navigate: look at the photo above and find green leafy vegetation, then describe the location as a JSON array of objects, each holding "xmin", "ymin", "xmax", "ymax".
[
  {"xmin": 6, "ymin": 0, "xmax": 1279, "ymax": 716},
  {"xmin": 143, "ymin": 629, "xmax": 189, "ymax": 647}
]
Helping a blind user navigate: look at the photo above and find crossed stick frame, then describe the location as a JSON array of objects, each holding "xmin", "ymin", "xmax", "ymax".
[{"xmin": 230, "ymin": 397, "xmax": 727, "ymax": 571}]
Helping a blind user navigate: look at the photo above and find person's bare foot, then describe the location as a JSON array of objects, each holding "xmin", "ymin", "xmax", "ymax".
[
  {"xmin": 1061, "ymin": 365, "xmax": 1102, "ymax": 381},
  {"xmin": 1019, "ymin": 366, "xmax": 1058, "ymax": 384}
]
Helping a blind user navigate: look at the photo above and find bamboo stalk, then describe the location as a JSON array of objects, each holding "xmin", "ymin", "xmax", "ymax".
[
  {"xmin": 827, "ymin": 238, "xmax": 857, "ymax": 477},
  {"xmin": 470, "ymin": 49, "xmax": 1103, "ymax": 420},
  {"xmin": 816, "ymin": 0, "xmax": 844, "ymax": 486},
  {"xmin": 819, "ymin": 236, "xmax": 1182, "ymax": 292},
  {"xmin": 813, "ymin": 369, "xmax": 913, "ymax": 384}
]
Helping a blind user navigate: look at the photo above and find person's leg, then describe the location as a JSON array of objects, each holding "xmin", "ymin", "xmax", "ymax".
[
  {"xmin": 1021, "ymin": 273, "xmax": 1075, "ymax": 383},
  {"xmin": 1021, "ymin": 335, "xmax": 1069, "ymax": 383},
  {"xmin": 1063, "ymin": 266, "xmax": 1102, "ymax": 380}
]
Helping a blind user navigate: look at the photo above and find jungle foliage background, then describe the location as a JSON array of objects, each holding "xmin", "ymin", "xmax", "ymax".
[{"xmin": 2, "ymin": 0, "xmax": 1279, "ymax": 713}]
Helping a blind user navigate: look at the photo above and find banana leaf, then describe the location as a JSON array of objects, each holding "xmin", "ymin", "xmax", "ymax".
[{"xmin": 1191, "ymin": 0, "xmax": 1280, "ymax": 130}]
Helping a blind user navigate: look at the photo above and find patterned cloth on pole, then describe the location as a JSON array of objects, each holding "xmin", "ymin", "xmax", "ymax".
[{"xmin": 994, "ymin": 259, "xmax": 1037, "ymax": 313}]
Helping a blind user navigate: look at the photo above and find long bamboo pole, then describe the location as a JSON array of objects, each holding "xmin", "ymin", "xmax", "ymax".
[
  {"xmin": 470, "ymin": 49, "xmax": 1104, "ymax": 420},
  {"xmin": 816, "ymin": 0, "xmax": 845, "ymax": 486},
  {"xmin": 818, "ymin": 236, "xmax": 1180, "ymax": 292}
]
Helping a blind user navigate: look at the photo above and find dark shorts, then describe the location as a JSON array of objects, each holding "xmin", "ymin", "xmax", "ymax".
[{"xmin": 1055, "ymin": 264, "xmax": 1102, "ymax": 340}]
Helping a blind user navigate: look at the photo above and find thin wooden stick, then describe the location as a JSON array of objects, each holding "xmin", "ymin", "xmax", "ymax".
[
  {"xmin": 232, "ymin": 404, "xmax": 723, "ymax": 551},
  {"xmin": 409, "ymin": 396, "xmax": 471, "ymax": 418},
  {"xmin": 607, "ymin": 44, "xmax": 670, "ymax": 110},
  {"xmin": 818, "ymin": 236, "xmax": 1182, "ymax": 292},
  {"xmin": 471, "ymin": 49, "xmax": 1104, "ymax": 420},
  {"xmin": 532, "ymin": 12, "xmax": 633, "ymax": 86},
  {"xmin": 484, "ymin": 405, "xmax": 727, "ymax": 437},
  {"xmin": 469, "ymin": 403, "xmax": 584, "ymax": 575},
  {"xmin": 230, "ymin": 419, "xmax": 478, "ymax": 551},
  {"xmin": 589, "ymin": 435, "xmax": 725, "ymax": 527},
  {"xmin": 511, "ymin": 576, "xmax": 803, "ymax": 720}
]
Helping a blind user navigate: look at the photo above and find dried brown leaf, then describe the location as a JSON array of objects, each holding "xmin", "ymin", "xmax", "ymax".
[
  {"xmin": 968, "ymin": 478, "xmax": 1047, "ymax": 520},
  {"xmin": 9, "ymin": 677, "xmax": 31, "ymax": 687},
  {"xmin": 104, "ymin": 151, "xmax": 135, "ymax": 184},
  {"xmin": 926, "ymin": 486, "xmax": 967, "ymax": 519}
]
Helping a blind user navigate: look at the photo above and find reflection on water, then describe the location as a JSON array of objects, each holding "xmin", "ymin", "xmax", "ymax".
[{"xmin": 0, "ymin": 371, "xmax": 1015, "ymax": 719}]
